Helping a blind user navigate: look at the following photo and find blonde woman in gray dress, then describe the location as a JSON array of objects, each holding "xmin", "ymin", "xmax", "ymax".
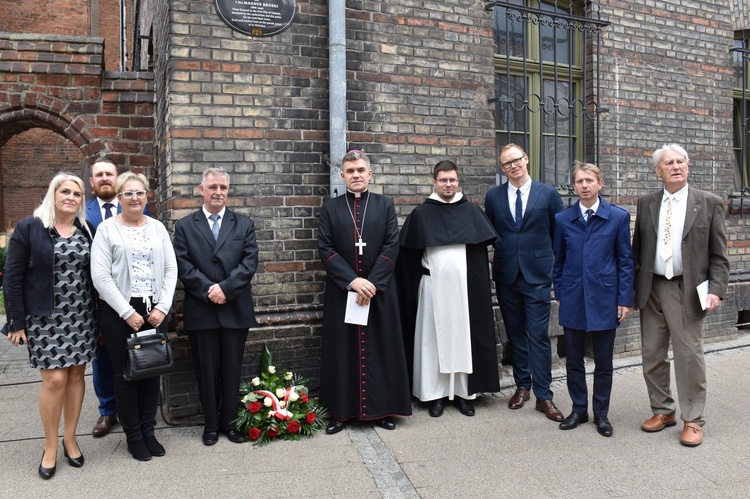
[{"xmin": 4, "ymin": 173, "xmax": 97, "ymax": 479}]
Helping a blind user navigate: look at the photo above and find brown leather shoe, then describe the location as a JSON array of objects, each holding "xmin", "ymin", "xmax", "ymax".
[
  {"xmin": 640, "ymin": 413, "xmax": 677, "ymax": 433},
  {"xmin": 680, "ymin": 422, "xmax": 703, "ymax": 447},
  {"xmin": 92, "ymin": 415, "xmax": 118, "ymax": 437},
  {"xmin": 535, "ymin": 399, "xmax": 564, "ymax": 421},
  {"xmin": 508, "ymin": 387, "xmax": 531, "ymax": 409}
]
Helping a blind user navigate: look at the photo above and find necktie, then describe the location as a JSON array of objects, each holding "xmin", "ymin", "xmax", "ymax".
[
  {"xmin": 103, "ymin": 203, "xmax": 114, "ymax": 219},
  {"xmin": 584, "ymin": 209, "xmax": 594, "ymax": 223},
  {"xmin": 660, "ymin": 197, "xmax": 674, "ymax": 279},
  {"xmin": 209, "ymin": 214, "xmax": 220, "ymax": 241},
  {"xmin": 515, "ymin": 188, "xmax": 523, "ymax": 229}
]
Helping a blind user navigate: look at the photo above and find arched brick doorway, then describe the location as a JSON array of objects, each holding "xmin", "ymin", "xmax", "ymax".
[{"xmin": 0, "ymin": 107, "xmax": 103, "ymax": 232}]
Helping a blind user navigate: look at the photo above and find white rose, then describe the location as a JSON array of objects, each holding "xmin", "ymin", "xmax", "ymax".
[
  {"xmin": 284, "ymin": 372, "xmax": 293, "ymax": 381},
  {"xmin": 264, "ymin": 397, "xmax": 273, "ymax": 407},
  {"xmin": 279, "ymin": 401, "xmax": 286, "ymax": 409},
  {"xmin": 268, "ymin": 365, "xmax": 276, "ymax": 374},
  {"xmin": 276, "ymin": 388, "xmax": 286, "ymax": 398},
  {"xmin": 289, "ymin": 392, "xmax": 299, "ymax": 402},
  {"xmin": 251, "ymin": 377, "xmax": 261, "ymax": 387}
]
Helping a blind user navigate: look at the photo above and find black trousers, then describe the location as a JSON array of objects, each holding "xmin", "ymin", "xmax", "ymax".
[
  {"xmin": 563, "ymin": 327, "xmax": 616, "ymax": 417},
  {"xmin": 98, "ymin": 298, "xmax": 163, "ymax": 439},
  {"xmin": 188, "ymin": 327, "xmax": 248, "ymax": 433}
]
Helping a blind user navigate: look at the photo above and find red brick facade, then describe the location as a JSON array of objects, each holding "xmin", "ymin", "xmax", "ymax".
[
  {"xmin": 1, "ymin": 129, "xmax": 82, "ymax": 231},
  {"xmin": 0, "ymin": 33, "xmax": 155, "ymax": 231}
]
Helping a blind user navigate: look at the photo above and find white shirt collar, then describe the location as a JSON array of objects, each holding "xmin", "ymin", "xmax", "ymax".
[
  {"xmin": 663, "ymin": 184, "xmax": 688, "ymax": 202},
  {"xmin": 508, "ymin": 176, "xmax": 532, "ymax": 194},
  {"xmin": 98, "ymin": 197, "xmax": 118, "ymax": 209},
  {"xmin": 202, "ymin": 206, "xmax": 226, "ymax": 220},
  {"xmin": 429, "ymin": 192, "xmax": 463, "ymax": 204},
  {"xmin": 579, "ymin": 197, "xmax": 600, "ymax": 218}
]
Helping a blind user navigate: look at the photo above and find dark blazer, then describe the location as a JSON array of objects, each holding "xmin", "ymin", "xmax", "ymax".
[
  {"xmin": 553, "ymin": 197, "xmax": 634, "ymax": 331},
  {"xmin": 485, "ymin": 180, "xmax": 563, "ymax": 285},
  {"xmin": 173, "ymin": 208, "xmax": 258, "ymax": 330},
  {"xmin": 4, "ymin": 216, "xmax": 93, "ymax": 331},
  {"xmin": 632, "ymin": 186, "xmax": 729, "ymax": 320},
  {"xmin": 85, "ymin": 197, "xmax": 150, "ymax": 228}
]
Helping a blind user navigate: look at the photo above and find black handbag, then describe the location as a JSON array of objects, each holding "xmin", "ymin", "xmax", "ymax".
[{"xmin": 123, "ymin": 329, "xmax": 174, "ymax": 381}]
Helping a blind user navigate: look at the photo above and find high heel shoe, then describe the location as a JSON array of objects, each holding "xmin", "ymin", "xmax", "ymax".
[
  {"xmin": 62, "ymin": 438, "xmax": 84, "ymax": 468},
  {"xmin": 38, "ymin": 450, "xmax": 56, "ymax": 479}
]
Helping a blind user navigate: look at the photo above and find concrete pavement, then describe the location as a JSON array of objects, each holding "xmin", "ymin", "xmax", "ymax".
[{"xmin": 1, "ymin": 332, "xmax": 749, "ymax": 498}]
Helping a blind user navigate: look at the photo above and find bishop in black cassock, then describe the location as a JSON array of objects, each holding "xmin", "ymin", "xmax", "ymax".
[{"xmin": 317, "ymin": 151, "xmax": 412, "ymax": 434}]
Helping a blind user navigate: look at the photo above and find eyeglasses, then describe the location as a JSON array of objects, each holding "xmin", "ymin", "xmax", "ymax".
[
  {"xmin": 501, "ymin": 156, "xmax": 525, "ymax": 169},
  {"xmin": 119, "ymin": 190, "xmax": 147, "ymax": 199},
  {"xmin": 435, "ymin": 178, "xmax": 459, "ymax": 185}
]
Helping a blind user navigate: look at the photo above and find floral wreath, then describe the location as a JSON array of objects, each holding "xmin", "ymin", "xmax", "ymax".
[{"xmin": 235, "ymin": 346, "xmax": 328, "ymax": 444}]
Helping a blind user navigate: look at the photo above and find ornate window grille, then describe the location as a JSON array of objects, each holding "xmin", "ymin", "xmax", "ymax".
[
  {"xmin": 485, "ymin": 0, "xmax": 609, "ymax": 193},
  {"xmin": 731, "ymin": 33, "xmax": 750, "ymax": 214}
]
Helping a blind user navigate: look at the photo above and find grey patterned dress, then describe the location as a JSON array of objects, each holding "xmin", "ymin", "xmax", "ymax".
[{"xmin": 25, "ymin": 228, "xmax": 97, "ymax": 369}]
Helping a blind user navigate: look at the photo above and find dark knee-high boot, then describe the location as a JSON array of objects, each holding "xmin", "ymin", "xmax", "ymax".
[{"xmin": 139, "ymin": 376, "xmax": 164, "ymax": 457}]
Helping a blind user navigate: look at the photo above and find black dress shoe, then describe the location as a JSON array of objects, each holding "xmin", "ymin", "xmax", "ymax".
[
  {"xmin": 326, "ymin": 420, "xmax": 346, "ymax": 435},
  {"xmin": 453, "ymin": 398, "xmax": 475, "ymax": 417},
  {"xmin": 559, "ymin": 412, "xmax": 589, "ymax": 430},
  {"xmin": 428, "ymin": 398, "xmax": 445, "ymax": 417},
  {"xmin": 221, "ymin": 429, "xmax": 246, "ymax": 444},
  {"xmin": 38, "ymin": 451, "xmax": 56, "ymax": 480},
  {"xmin": 62, "ymin": 438, "xmax": 84, "ymax": 467},
  {"xmin": 374, "ymin": 417, "xmax": 396, "ymax": 430},
  {"xmin": 594, "ymin": 415, "xmax": 613, "ymax": 437},
  {"xmin": 202, "ymin": 431, "xmax": 219, "ymax": 446}
]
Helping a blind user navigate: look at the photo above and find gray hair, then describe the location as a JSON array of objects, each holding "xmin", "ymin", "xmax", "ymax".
[
  {"xmin": 201, "ymin": 167, "xmax": 230, "ymax": 186},
  {"xmin": 115, "ymin": 171, "xmax": 150, "ymax": 194},
  {"xmin": 652, "ymin": 144, "xmax": 689, "ymax": 169}
]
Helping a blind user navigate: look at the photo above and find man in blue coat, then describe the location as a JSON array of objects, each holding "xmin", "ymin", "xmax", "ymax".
[
  {"xmin": 552, "ymin": 162, "xmax": 633, "ymax": 437},
  {"xmin": 485, "ymin": 143, "xmax": 564, "ymax": 421}
]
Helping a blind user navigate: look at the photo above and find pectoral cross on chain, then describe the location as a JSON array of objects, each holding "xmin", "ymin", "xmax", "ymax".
[{"xmin": 355, "ymin": 237, "xmax": 367, "ymax": 255}]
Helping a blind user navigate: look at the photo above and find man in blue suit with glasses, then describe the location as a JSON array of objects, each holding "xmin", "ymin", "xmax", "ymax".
[{"xmin": 485, "ymin": 143, "xmax": 564, "ymax": 422}]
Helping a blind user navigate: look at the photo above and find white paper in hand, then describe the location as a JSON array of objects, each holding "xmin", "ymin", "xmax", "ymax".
[
  {"xmin": 697, "ymin": 280, "xmax": 709, "ymax": 310},
  {"xmin": 344, "ymin": 291, "xmax": 370, "ymax": 326}
]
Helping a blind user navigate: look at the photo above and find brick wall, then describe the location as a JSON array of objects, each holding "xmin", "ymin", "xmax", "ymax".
[
  {"xmin": 0, "ymin": 0, "xmax": 90, "ymax": 36},
  {"xmin": 0, "ymin": 33, "xmax": 155, "ymax": 224},
  {"xmin": 595, "ymin": 0, "xmax": 743, "ymax": 351},
  {"xmin": 98, "ymin": 0, "xmax": 123, "ymax": 71},
  {"xmin": 0, "ymin": 0, "xmax": 128, "ymax": 72},
  {"xmin": 156, "ymin": 0, "xmax": 497, "ymax": 417},
  {"xmin": 1, "ymin": 129, "xmax": 83, "ymax": 230}
]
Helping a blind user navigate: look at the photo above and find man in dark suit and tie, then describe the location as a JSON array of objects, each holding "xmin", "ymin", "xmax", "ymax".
[
  {"xmin": 485, "ymin": 143, "xmax": 564, "ymax": 421},
  {"xmin": 173, "ymin": 167, "xmax": 259, "ymax": 445},
  {"xmin": 86, "ymin": 157, "xmax": 148, "ymax": 437},
  {"xmin": 633, "ymin": 144, "xmax": 729, "ymax": 447},
  {"xmin": 553, "ymin": 162, "xmax": 633, "ymax": 437}
]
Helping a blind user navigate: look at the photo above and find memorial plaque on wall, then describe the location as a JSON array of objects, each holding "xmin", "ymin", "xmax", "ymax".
[{"xmin": 215, "ymin": 0, "xmax": 296, "ymax": 37}]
